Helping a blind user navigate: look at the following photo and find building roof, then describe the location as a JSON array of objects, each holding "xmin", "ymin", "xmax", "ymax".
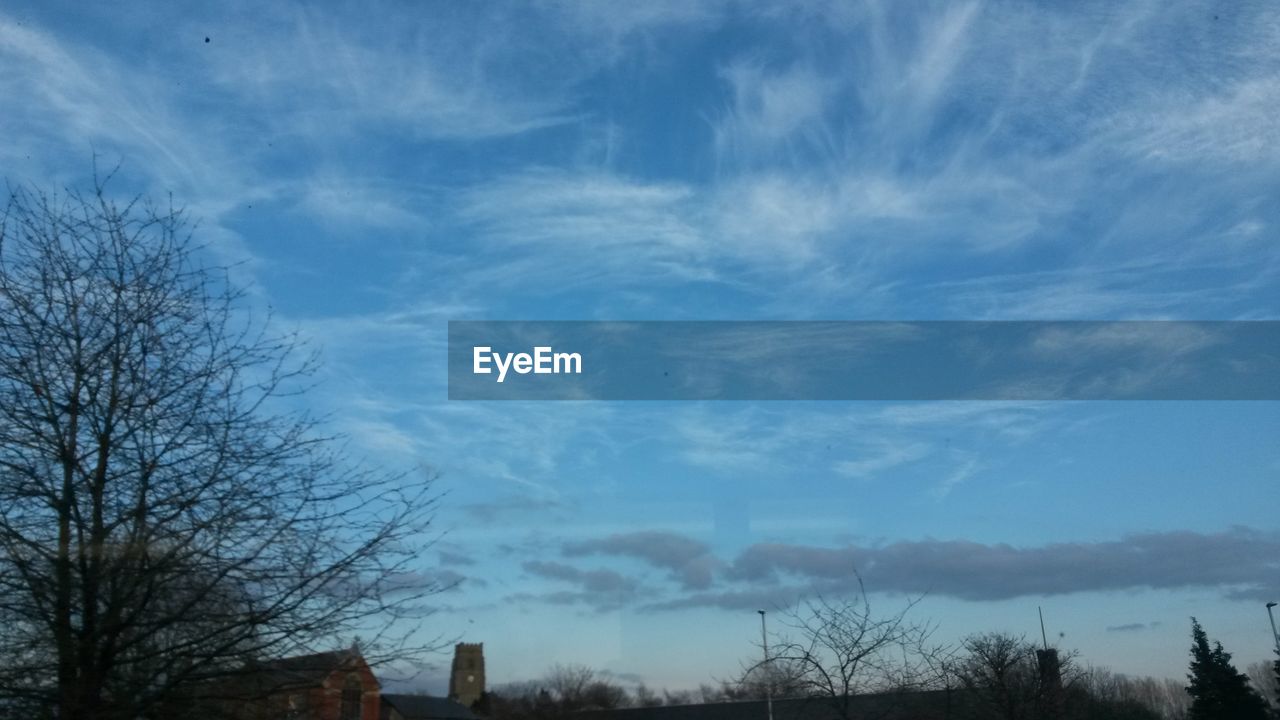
[
  {"xmin": 381, "ymin": 693, "xmax": 478, "ymax": 720},
  {"xmin": 169, "ymin": 647, "xmax": 376, "ymax": 711},
  {"xmin": 263, "ymin": 650, "xmax": 351, "ymax": 682},
  {"xmin": 245, "ymin": 647, "xmax": 376, "ymax": 693}
]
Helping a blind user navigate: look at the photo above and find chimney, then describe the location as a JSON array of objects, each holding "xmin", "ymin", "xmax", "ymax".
[{"xmin": 1036, "ymin": 648, "xmax": 1065, "ymax": 720}]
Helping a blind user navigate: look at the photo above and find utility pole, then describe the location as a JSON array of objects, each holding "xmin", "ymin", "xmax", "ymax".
[
  {"xmin": 1267, "ymin": 602, "xmax": 1280, "ymax": 656},
  {"xmin": 759, "ymin": 609, "xmax": 774, "ymax": 720},
  {"xmin": 1039, "ymin": 606, "xmax": 1049, "ymax": 650}
]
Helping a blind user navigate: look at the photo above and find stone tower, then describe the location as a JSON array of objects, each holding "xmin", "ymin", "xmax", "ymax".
[{"xmin": 448, "ymin": 642, "xmax": 485, "ymax": 708}]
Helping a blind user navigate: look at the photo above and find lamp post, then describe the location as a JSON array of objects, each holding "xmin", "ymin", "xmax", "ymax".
[
  {"xmin": 758, "ymin": 610, "xmax": 774, "ymax": 720},
  {"xmin": 1267, "ymin": 602, "xmax": 1280, "ymax": 656}
]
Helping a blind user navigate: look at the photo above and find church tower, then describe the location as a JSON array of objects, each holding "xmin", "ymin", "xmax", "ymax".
[{"xmin": 448, "ymin": 642, "xmax": 485, "ymax": 708}]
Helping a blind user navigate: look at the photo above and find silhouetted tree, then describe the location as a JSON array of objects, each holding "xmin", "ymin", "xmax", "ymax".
[
  {"xmin": 1246, "ymin": 660, "xmax": 1278, "ymax": 710},
  {"xmin": 485, "ymin": 665, "xmax": 632, "ymax": 719},
  {"xmin": 951, "ymin": 637, "xmax": 1184, "ymax": 720},
  {"xmin": 632, "ymin": 683, "xmax": 663, "ymax": 707},
  {"xmin": 733, "ymin": 653, "xmax": 812, "ymax": 701},
  {"xmin": 662, "ymin": 687, "xmax": 697, "ymax": 706},
  {"xmin": 1079, "ymin": 668, "xmax": 1189, "ymax": 720},
  {"xmin": 544, "ymin": 663, "xmax": 630, "ymax": 711},
  {"xmin": 1071, "ymin": 668, "xmax": 1167, "ymax": 720},
  {"xmin": 0, "ymin": 175, "xmax": 441, "ymax": 720},
  {"xmin": 948, "ymin": 633, "xmax": 1088, "ymax": 720},
  {"xmin": 950, "ymin": 633, "xmax": 1042, "ymax": 720},
  {"xmin": 768, "ymin": 577, "xmax": 945, "ymax": 720},
  {"xmin": 1185, "ymin": 618, "xmax": 1268, "ymax": 720}
]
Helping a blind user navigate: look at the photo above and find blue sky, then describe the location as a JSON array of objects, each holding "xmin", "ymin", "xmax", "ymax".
[{"xmin": 2, "ymin": 0, "xmax": 1278, "ymax": 693}]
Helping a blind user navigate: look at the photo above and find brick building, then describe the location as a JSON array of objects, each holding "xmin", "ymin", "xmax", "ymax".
[
  {"xmin": 250, "ymin": 646, "xmax": 383, "ymax": 720},
  {"xmin": 183, "ymin": 643, "xmax": 482, "ymax": 720}
]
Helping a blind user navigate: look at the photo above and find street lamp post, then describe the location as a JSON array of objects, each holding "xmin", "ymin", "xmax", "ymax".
[
  {"xmin": 758, "ymin": 610, "xmax": 774, "ymax": 720},
  {"xmin": 1266, "ymin": 602, "xmax": 1280, "ymax": 656}
]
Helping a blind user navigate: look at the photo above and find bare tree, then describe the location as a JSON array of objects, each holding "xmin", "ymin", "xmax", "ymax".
[
  {"xmin": 950, "ymin": 635, "xmax": 1176, "ymax": 720},
  {"xmin": 543, "ymin": 664, "xmax": 630, "ymax": 712},
  {"xmin": 1073, "ymin": 666, "xmax": 1174, "ymax": 720},
  {"xmin": 733, "ymin": 653, "xmax": 813, "ymax": 700},
  {"xmin": 949, "ymin": 633, "xmax": 1048, "ymax": 720},
  {"xmin": 767, "ymin": 578, "xmax": 946, "ymax": 720},
  {"xmin": 948, "ymin": 633, "xmax": 1095, "ymax": 720},
  {"xmin": 1073, "ymin": 671, "xmax": 1190, "ymax": 720},
  {"xmin": 543, "ymin": 663, "xmax": 600, "ymax": 706},
  {"xmin": 662, "ymin": 687, "xmax": 698, "ymax": 706},
  {"xmin": 1153, "ymin": 677, "xmax": 1192, "ymax": 720},
  {"xmin": 0, "ymin": 176, "xmax": 442, "ymax": 720},
  {"xmin": 485, "ymin": 665, "xmax": 632, "ymax": 719},
  {"xmin": 632, "ymin": 683, "xmax": 663, "ymax": 707},
  {"xmin": 1246, "ymin": 660, "xmax": 1279, "ymax": 711}
]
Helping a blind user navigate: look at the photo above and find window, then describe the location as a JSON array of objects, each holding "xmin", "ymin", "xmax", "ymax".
[{"xmin": 340, "ymin": 674, "xmax": 362, "ymax": 720}]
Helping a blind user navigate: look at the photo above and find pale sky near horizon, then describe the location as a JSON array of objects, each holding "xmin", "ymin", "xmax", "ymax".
[{"xmin": 2, "ymin": 0, "xmax": 1278, "ymax": 695}]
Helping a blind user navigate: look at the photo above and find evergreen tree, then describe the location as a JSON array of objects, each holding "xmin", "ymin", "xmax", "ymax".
[{"xmin": 1186, "ymin": 618, "xmax": 1269, "ymax": 720}]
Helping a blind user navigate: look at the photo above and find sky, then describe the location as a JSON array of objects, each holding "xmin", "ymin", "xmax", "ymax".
[{"xmin": 2, "ymin": 0, "xmax": 1279, "ymax": 695}]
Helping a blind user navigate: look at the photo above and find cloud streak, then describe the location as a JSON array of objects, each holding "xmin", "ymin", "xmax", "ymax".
[
  {"xmin": 563, "ymin": 531, "xmax": 721, "ymax": 590},
  {"xmin": 722, "ymin": 527, "xmax": 1280, "ymax": 603},
  {"xmin": 549, "ymin": 526, "xmax": 1280, "ymax": 612}
]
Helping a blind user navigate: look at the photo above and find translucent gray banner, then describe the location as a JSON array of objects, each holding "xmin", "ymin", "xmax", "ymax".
[{"xmin": 447, "ymin": 321, "xmax": 1280, "ymax": 400}]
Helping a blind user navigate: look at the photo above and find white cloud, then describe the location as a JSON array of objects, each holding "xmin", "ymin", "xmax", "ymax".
[
  {"xmin": 454, "ymin": 169, "xmax": 714, "ymax": 287},
  {"xmin": 197, "ymin": 5, "xmax": 578, "ymax": 141},
  {"xmin": 929, "ymin": 453, "xmax": 981, "ymax": 500},
  {"xmin": 713, "ymin": 62, "xmax": 835, "ymax": 165},
  {"xmin": 834, "ymin": 440, "xmax": 931, "ymax": 479},
  {"xmin": 1105, "ymin": 77, "xmax": 1280, "ymax": 165}
]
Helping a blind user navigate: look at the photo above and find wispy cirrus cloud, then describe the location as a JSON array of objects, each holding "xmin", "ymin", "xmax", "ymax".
[
  {"xmin": 453, "ymin": 169, "xmax": 713, "ymax": 290},
  {"xmin": 0, "ymin": 13, "xmax": 267, "ymax": 253},
  {"xmin": 158, "ymin": 3, "xmax": 586, "ymax": 145},
  {"xmin": 927, "ymin": 453, "xmax": 982, "ymax": 500},
  {"xmin": 7, "ymin": 1, "xmax": 1278, "ymax": 322},
  {"xmin": 670, "ymin": 402, "xmax": 1051, "ymax": 489},
  {"xmin": 833, "ymin": 440, "xmax": 931, "ymax": 480},
  {"xmin": 712, "ymin": 61, "xmax": 836, "ymax": 170}
]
